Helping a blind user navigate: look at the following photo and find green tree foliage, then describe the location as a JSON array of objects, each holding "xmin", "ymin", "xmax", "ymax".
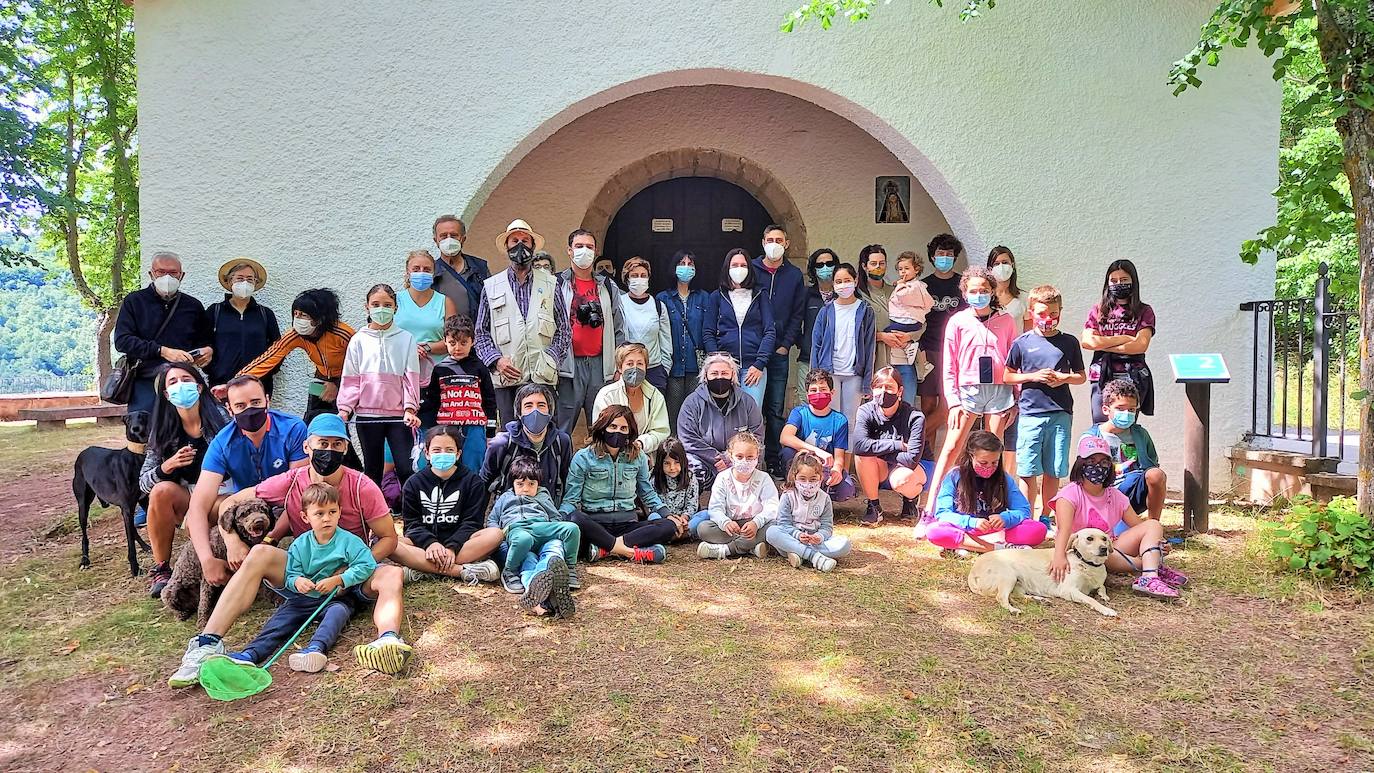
[
  {"xmin": 0, "ymin": 265, "xmax": 96, "ymax": 390},
  {"xmin": 1, "ymin": 0, "xmax": 139, "ymax": 380}
]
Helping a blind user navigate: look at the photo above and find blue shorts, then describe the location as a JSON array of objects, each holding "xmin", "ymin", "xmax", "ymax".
[{"xmin": 1016, "ymin": 411, "xmax": 1073, "ymax": 478}]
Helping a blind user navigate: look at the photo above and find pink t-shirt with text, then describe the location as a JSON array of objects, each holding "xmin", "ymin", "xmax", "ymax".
[{"xmin": 1050, "ymin": 482, "xmax": 1130, "ymax": 534}]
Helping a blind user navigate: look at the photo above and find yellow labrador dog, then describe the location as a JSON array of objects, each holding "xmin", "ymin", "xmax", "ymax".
[{"xmin": 967, "ymin": 528, "xmax": 1117, "ymax": 617}]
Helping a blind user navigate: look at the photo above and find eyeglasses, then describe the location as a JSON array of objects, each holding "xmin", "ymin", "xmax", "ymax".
[{"xmin": 814, "ymin": 262, "xmax": 837, "ymax": 269}]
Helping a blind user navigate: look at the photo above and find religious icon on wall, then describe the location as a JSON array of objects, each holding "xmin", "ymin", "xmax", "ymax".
[{"xmin": 875, "ymin": 176, "xmax": 911, "ymax": 224}]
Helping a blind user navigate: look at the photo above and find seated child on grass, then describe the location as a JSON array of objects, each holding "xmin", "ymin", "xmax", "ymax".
[
  {"xmin": 1049, "ymin": 435, "xmax": 1188, "ymax": 600},
  {"xmin": 225, "ymin": 482, "xmax": 376, "ymax": 673},
  {"xmin": 697, "ymin": 431, "xmax": 778, "ymax": 560},
  {"xmin": 486, "ymin": 456, "xmax": 578, "ymax": 618},
  {"xmin": 1081, "ymin": 378, "xmax": 1166, "ymax": 524},
  {"xmin": 926, "ymin": 430, "xmax": 1045, "ymax": 555},
  {"xmin": 765, "ymin": 451, "xmax": 851, "ymax": 572},
  {"xmin": 652, "ymin": 438, "xmax": 709, "ymax": 542}
]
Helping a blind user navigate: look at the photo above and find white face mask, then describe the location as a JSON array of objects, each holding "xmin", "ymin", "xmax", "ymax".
[
  {"xmin": 729, "ymin": 266, "xmax": 750, "ymax": 285},
  {"xmin": 571, "ymin": 246, "xmax": 596, "ymax": 269},
  {"xmin": 763, "ymin": 242, "xmax": 785, "ymax": 261},
  {"xmin": 293, "ymin": 317, "xmax": 316, "ymax": 336},
  {"xmin": 834, "ymin": 281, "xmax": 857, "ymax": 298},
  {"xmin": 991, "ymin": 263, "xmax": 1014, "ymax": 283},
  {"xmin": 153, "ymin": 274, "xmax": 181, "ymax": 296},
  {"xmin": 438, "ymin": 237, "xmax": 462, "ymax": 257},
  {"xmin": 231, "ymin": 281, "xmax": 256, "ymax": 299},
  {"xmin": 627, "ymin": 277, "xmax": 649, "ymax": 295}
]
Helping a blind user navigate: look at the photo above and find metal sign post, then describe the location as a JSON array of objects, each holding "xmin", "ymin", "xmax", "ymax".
[{"xmin": 1169, "ymin": 354, "xmax": 1231, "ymax": 534}]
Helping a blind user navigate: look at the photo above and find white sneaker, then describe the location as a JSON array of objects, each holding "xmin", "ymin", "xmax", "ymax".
[
  {"xmin": 459, "ymin": 559, "xmax": 499, "ymax": 584},
  {"xmin": 167, "ymin": 636, "xmax": 224, "ymax": 688},
  {"xmin": 697, "ymin": 542, "xmax": 731, "ymax": 560},
  {"xmin": 401, "ymin": 566, "xmax": 432, "ymax": 583},
  {"xmin": 811, "ymin": 554, "xmax": 837, "ymax": 573},
  {"xmin": 751, "ymin": 541, "xmax": 769, "ymax": 559},
  {"xmin": 916, "ymin": 359, "xmax": 935, "ymax": 380},
  {"xmin": 288, "ymin": 650, "xmax": 328, "ymax": 673},
  {"xmin": 786, "ymin": 552, "xmax": 804, "ymax": 569}
]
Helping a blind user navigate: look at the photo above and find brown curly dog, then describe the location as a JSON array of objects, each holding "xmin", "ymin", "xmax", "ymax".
[{"xmin": 161, "ymin": 497, "xmax": 274, "ymax": 627}]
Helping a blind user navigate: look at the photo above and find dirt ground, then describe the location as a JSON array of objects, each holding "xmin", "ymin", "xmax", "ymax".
[{"xmin": 0, "ymin": 422, "xmax": 1370, "ymax": 773}]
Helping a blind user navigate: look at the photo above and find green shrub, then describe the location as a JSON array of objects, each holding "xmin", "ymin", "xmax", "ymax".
[{"xmin": 1270, "ymin": 496, "xmax": 1374, "ymax": 585}]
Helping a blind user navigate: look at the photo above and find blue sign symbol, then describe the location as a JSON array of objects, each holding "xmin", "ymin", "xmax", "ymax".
[{"xmin": 1169, "ymin": 353, "xmax": 1230, "ymax": 384}]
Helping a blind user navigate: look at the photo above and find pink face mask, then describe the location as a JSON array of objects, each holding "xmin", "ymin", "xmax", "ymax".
[
  {"xmin": 972, "ymin": 460, "xmax": 999, "ymax": 479},
  {"xmin": 807, "ymin": 392, "xmax": 833, "ymax": 410}
]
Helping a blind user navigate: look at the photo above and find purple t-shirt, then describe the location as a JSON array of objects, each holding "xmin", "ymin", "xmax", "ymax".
[{"xmin": 1085, "ymin": 302, "xmax": 1156, "ymax": 338}]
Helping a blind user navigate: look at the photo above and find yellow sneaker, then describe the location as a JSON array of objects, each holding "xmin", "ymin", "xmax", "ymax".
[{"xmin": 353, "ymin": 634, "xmax": 412, "ymax": 675}]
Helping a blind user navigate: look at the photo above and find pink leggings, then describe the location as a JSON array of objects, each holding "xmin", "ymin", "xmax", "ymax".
[{"xmin": 926, "ymin": 519, "xmax": 1048, "ymax": 550}]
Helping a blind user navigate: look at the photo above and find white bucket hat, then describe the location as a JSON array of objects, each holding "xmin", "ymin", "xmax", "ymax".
[{"xmin": 494, "ymin": 218, "xmax": 545, "ymax": 253}]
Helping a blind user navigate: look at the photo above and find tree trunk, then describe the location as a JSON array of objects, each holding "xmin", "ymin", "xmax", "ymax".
[
  {"xmin": 1314, "ymin": 1, "xmax": 1374, "ymax": 518},
  {"xmin": 1340, "ymin": 108, "xmax": 1374, "ymax": 516},
  {"xmin": 94, "ymin": 309, "xmax": 115, "ymax": 386}
]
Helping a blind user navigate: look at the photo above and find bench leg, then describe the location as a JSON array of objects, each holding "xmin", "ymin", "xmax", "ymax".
[
  {"xmin": 96, "ymin": 415, "xmax": 124, "ymax": 427},
  {"xmin": 35, "ymin": 420, "xmax": 65, "ymax": 432}
]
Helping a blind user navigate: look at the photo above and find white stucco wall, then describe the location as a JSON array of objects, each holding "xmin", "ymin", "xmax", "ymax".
[
  {"xmin": 133, "ymin": 0, "xmax": 1279, "ymax": 489},
  {"xmin": 465, "ymin": 84, "xmax": 947, "ymax": 267}
]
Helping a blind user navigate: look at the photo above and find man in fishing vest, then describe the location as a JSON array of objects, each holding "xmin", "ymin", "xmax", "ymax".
[
  {"xmin": 474, "ymin": 219, "xmax": 572, "ymax": 425},
  {"xmin": 554, "ymin": 228, "xmax": 626, "ymax": 435}
]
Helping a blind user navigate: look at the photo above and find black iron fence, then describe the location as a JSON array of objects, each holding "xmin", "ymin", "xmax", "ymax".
[{"xmin": 1239, "ymin": 262, "xmax": 1360, "ymax": 458}]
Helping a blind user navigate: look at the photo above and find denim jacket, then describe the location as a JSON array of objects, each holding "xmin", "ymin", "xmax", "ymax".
[
  {"xmin": 560, "ymin": 447, "xmax": 666, "ymax": 522},
  {"xmin": 657, "ymin": 288, "xmax": 710, "ymax": 377}
]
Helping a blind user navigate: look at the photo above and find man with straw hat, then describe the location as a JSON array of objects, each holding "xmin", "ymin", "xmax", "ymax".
[
  {"xmin": 474, "ymin": 218, "xmax": 571, "ymax": 425},
  {"xmin": 205, "ymin": 257, "xmax": 279, "ymax": 393}
]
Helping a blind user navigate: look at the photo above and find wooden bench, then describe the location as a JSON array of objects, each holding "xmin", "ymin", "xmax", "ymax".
[{"xmin": 17, "ymin": 403, "xmax": 127, "ymax": 431}]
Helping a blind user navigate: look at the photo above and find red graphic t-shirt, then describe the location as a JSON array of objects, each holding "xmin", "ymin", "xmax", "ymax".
[{"xmin": 571, "ymin": 276, "xmax": 602, "ymax": 358}]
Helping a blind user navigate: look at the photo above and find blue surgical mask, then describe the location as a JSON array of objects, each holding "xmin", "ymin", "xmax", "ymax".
[
  {"xmin": 675, "ymin": 265, "xmax": 696, "ymax": 283},
  {"xmin": 409, "ymin": 272, "xmax": 434, "ymax": 291},
  {"xmin": 429, "ymin": 451, "xmax": 457, "ymax": 471},
  {"xmin": 1111, "ymin": 410, "xmax": 1137, "ymax": 429},
  {"xmin": 966, "ymin": 292, "xmax": 992, "ymax": 310},
  {"xmin": 166, "ymin": 381, "xmax": 200, "ymax": 409},
  {"xmin": 815, "ymin": 265, "xmax": 836, "ymax": 282},
  {"xmin": 933, "ymin": 255, "xmax": 956, "ymax": 273}
]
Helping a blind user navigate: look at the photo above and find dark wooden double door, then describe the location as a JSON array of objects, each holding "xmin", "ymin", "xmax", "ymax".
[{"xmin": 601, "ymin": 177, "xmax": 774, "ymax": 295}]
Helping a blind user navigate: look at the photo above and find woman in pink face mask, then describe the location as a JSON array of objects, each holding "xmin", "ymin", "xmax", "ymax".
[{"xmin": 925, "ymin": 430, "xmax": 1044, "ymax": 556}]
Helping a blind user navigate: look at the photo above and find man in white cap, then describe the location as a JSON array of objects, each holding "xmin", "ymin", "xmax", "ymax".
[
  {"xmin": 430, "ymin": 214, "xmax": 490, "ymax": 319},
  {"xmin": 554, "ymin": 228, "xmax": 625, "ymax": 435},
  {"xmin": 474, "ymin": 219, "xmax": 572, "ymax": 425}
]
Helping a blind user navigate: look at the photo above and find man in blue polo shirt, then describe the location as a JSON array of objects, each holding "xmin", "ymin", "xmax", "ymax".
[{"xmin": 172, "ymin": 375, "xmax": 309, "ymax": 593}]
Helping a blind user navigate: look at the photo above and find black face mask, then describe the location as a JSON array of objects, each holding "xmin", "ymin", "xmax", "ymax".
[
  {"xmin": 311, "ymin": 447, "xmax": 346, "ymax": 477},
  {"xmin": 1107, "ymin": 282, "xmax": 1133, "ymax": 300},
  {"xmin": 879, "ymin": 391, "xmax": 900, "ymax": 409},
  {"xmin": 233, "ymin": 406, "xmax": 269, "ymax": 433},
  {"xmin": 603, "ymin": 430, "xmax": 630, "ymax": 449},
  {"xmin": 508, "ymin": 243, "xmax": 534, "ymax": 266},
  {"xmin": 706, "ymin": 377, "xmax": 733, "ymax": 396},
  {"xmin": 1082, "ymin": 463, "xmax": 1113, "ymax": 486}
]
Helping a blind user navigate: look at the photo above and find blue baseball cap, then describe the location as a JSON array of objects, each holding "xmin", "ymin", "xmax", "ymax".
[{"xmin": 307, "ymin": 413, "xmax": 349, "ymax": 439}]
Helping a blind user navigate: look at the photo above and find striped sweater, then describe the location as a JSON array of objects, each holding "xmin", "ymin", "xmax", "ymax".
[{"xmin": 337, "ymin": 324, "xmax": 420, "ymax": 417}]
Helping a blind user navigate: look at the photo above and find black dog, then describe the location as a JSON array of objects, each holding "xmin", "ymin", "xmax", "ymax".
[{"xmin": 72, "ymin": 410, "xmax": 151, "ymax": 576}]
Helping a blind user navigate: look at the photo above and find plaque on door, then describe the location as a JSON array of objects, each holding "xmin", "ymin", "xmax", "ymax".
[
  {"xmin": 721, "ymin": 218, "xmax": 743, "ymax": 232},
  {"xmin": 651, "ymin": 218, "xmax": 674, "ymax": 232}
]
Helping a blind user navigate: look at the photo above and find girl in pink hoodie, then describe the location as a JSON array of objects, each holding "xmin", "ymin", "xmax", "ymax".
[
  {"xmin": 338, "ymin": 284, "xmax": 422, "ymax": 488},
  {"xmin": 924, "ymin": 266, "xmax": 1017, "ymax": 517}
]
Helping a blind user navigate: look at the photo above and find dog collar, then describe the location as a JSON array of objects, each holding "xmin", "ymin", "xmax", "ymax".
[{"xmin": 1071, "ymin": 547, "xmax": 1106, "ymax": 568}]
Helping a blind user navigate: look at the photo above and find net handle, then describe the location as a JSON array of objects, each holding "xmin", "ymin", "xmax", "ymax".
[{"xmin": 262, "ymin": 587, "xmax": 340, "ymax": 668}]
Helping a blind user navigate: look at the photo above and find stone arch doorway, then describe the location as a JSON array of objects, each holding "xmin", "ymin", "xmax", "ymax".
[
  {"xmin": 582, "ymin": 148, "xmax": 808, "ymax": 273},
  {"xmin": 602, "ymin": 176, "xmax": 773, "ymax": 295}
]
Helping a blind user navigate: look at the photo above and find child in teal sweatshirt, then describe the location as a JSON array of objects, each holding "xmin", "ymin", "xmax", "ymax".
[{"xmin": 225, "ymin": 483, "xmax": 377, "ymax": 673}]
